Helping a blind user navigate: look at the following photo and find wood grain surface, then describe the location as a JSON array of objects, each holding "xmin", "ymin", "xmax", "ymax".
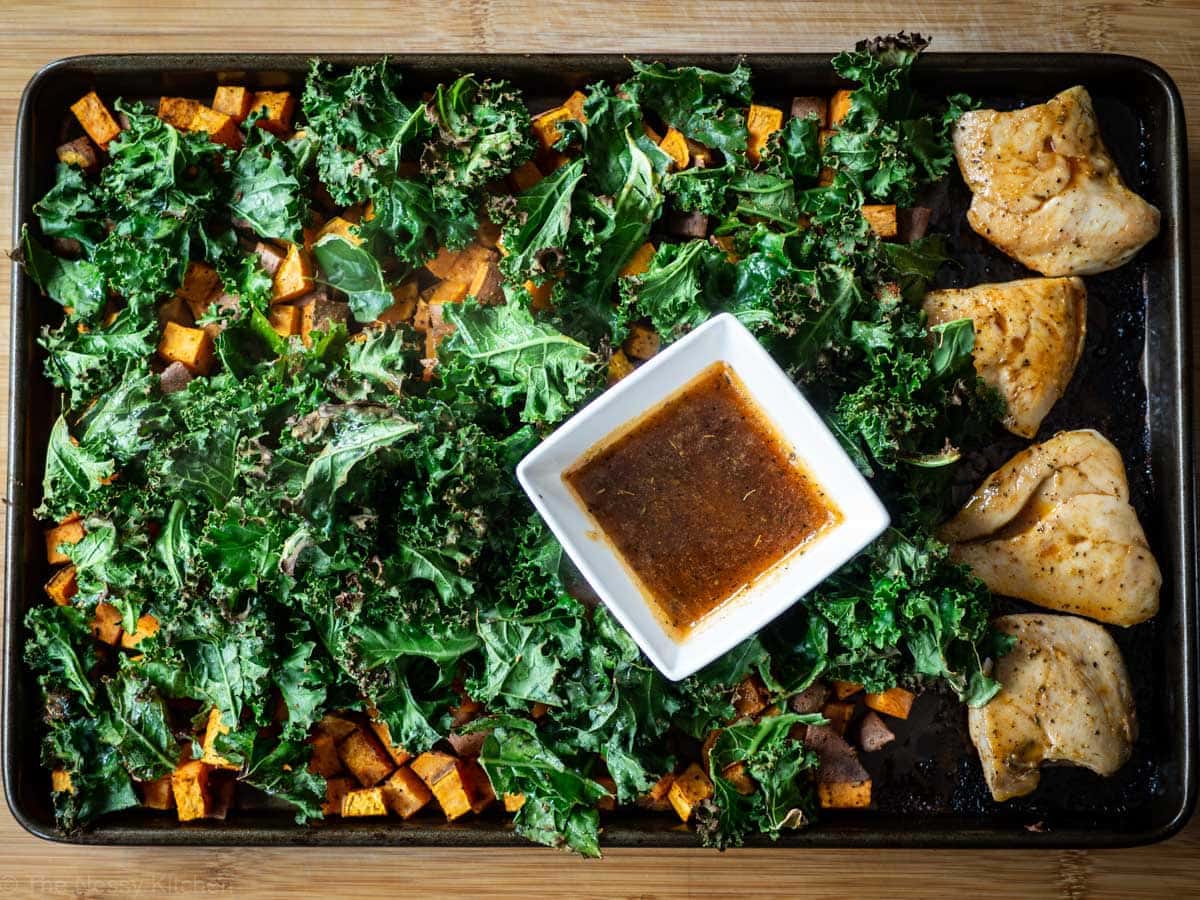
[{"xmin": 2, "ymin": 2, "xmax": 1198, "ymax": 897}]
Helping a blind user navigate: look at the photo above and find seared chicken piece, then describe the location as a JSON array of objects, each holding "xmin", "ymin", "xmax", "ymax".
[
  {"xmin": 940, "ymin": 430, "xmax": 1160, "ymax": 626},
  {"xmin": 954, "ymin": 86, "xmax": 1160, "ymax": 276},
  {"xmin": 968, "ymin": 613, "xmax": 1135, "ymax": 802},
  {"xmin": 924, "ymin": 277, "xmax": 1086, "ymax": 437}
]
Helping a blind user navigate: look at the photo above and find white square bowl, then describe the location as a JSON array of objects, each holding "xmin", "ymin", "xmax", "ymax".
[{"xmin": 516, "ymin": 313, "xmax": 890, "ymax": 681}]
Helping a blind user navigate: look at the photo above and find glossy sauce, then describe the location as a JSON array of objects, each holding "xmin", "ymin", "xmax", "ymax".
[{"xmin": 564, "ymin": 362, "xmax": 838, "ymax": 639}]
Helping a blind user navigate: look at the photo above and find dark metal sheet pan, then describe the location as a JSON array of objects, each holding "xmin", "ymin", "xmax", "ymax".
[{"xmin": 5, "ymin": 52, "xmax": 1194, "ymax": 848}]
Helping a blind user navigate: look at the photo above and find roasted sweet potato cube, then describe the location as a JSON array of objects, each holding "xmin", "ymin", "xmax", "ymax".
[
  {"xmin": 139, "ymin": 774, "xmax": 174, "ymax": 810},
  {"xmin": 447, "ymin": 729, "xmax": 488, "ymax": 758},
  {"xmin": 790, "ymin": 682, "xmax": 830, "ymax": 715},
  {"xmin": 381, "ymin": 767, "xmax": 433, "ymax": 819},
  {"xmin": 808, "ymin": 724, "xmax": 870, "ymax": 802},
  {"xmin": 272, "ymin": 243, "xmax": 314, "ymax": 302},
  {"xmin": 643, "ymin": 122, "xmax": 663, "ymax": 144},
  {"xmin": 619, "ymin": 241, "xmax": 656, "ymax": 278},
  {"xmin": 668, "ymin": 763, "xmax": 713, "ymax": 822},
  {"xmin": 158, "ymin": 295, "xmax": 195, "ymax": 329},
  {"xmin": 503, "ymin": 792, "xmax": 526, "ymax": 812},
  {"xmin": 212, "ymin": 86, "xmax": 254, "ymax": 123},
  {"xmin": 368, "ymin": 721, "xmax": 411, "ymax": 767},
  {"xmin": 322, "ymin": 774, "xmax": 354, "ymax": 816},
  {"xmin": 255, "ymin": 241, "xmax": 286, "ymax": 276},
  {"xmin": 159, "ymin": 361, "xmax": 194, "ymax": 395},
  {"xmin": 790, "ymin": 95, "xmax": 828, "ymax": 126},
  {"xmin": 410, "ymin": 751, "xmax": 457, "ymax": 786},
  {"xmin": 861, "ymin": 204, "xmax": 898, "ymax": 239},
  {"xmin": 563, "ymin": 90, "xmax": 588, "ymax": 122},
  {"xmin": 422, "ymin": 280, "xmax": 469, "ymax": 306},
  {"xmin": 90, "ymin": 602, "xmax": 122, "ymax": 645},
  {"xmin": 658, "ymin": 127, "xmax": 690, "ymax": 171},
  {"xmin": 532, "ymin": 105, "xmax": 572, "ymax": 152},
  {"xmin": 818, "ymin": 779, "xmax": 872, "ymax": 809},
  {"xmin": 70, "ymin": 91, "xmax": 122, "ymax": 149},
  {"xmin": 525, "ymin": 279, "xmax": 554, "ymax": 312},
  {"xmin": 897, "ymin": 206, "xmax": 933, "ymax": 243},
  {"xmin": 188, "ymin": 106, "xmax": 243, "ymax": 150},
  {"xmin": 462, "ymin": 759, "xmax": 497, "ymax": 814},
  {"xmin": 269, "ymin": 303, "xmax": 302, "ymax": 338},
  {"xmin": 731, "ymin": 675, "xmax": 769, "ymax": 719},
  {"xmin": 120, "ymin": 613, "xmax": 159, "ymax": 648},
  {"xmin": 317, "ymin": 713, "xmax": 360, "ymax": 741},
  {"xmin": 250, "ymin": 91, "xmax": 295, "ymax": 136},
  {"xmin": 637, "ymin": 772, "xmax": 675, "ymax": 811},
  {"xmin": 316, "ymin": 216, "xmax": 362, "ymax": 247},
  {"xmin": 376, "ymin": 281, "xmax": 418, "ymax": 326},
  {"xmin": 429, "ymin": 765, "xmax": 475, "ymax": 821},
  {"xmin": 747, "ymin": 104, "xmax": 784, "ymax": 164},
  {"xmin": 307, "ymin": 732, "xmax": 343, "ymax": 778},
  {"xmin": 829, "ymin": 89, "xmax": 855, "ymax": 127},
  {"xmin": 51, "ymin": 768, "xmax": 74, "ymax": 794},
  {"xmin": 608, "ymin": 349, "xmax": 635, "ymax": 384},
  {"xmin": 177, "ymin": 261, "xmax": 222, "ymax": 317},
  {"xmin": 337, "ymin": 728, "xmax": 396, "ymax": 787},
  {"xmin": 45, "ymin": 518, "xmax": 85, "ymax": 565},
  {"xmin": 831, "ymin": 680, "xmax": 864, "ymax": 700},
  {"xmin": 508, "ymin": 160, "xmax": 543, "ymax": 193},
  {"xmin": 722, "ymin": 761, "xmax": 756, "ymax": 796},
  {"xmin": 424, "ymin": 246, "xmax": 465, "ymax": 280},
  {"xmin": 56, "ymin": 137, "xmax": 99, "ymax": 174},
  {"xmin": 858, "ymin": 710, "xmax": 896, "ymax": 752},
  {"xmin": 864, "ymin": 686, "xmax": 915, "ymax": 720},
  {"xmin": 172, "ymin": 760, "xmax": 213, "ymax": 822},
  {"xmin": 158, "ymin": 322, "xmax": 215, "ymax": 375},
  {"xmin": 467, "ymin": 258, "xmax": 503, "ymax": 304},
  {"xmin": 201, "ymin": 707, "xmax": 237, "ymax": 770},
  {"xmin": 158, "ymin": 96, "xmax": 202, "ymax": 130},
  {"xmin": 341, "ymin": 786, "xmax": 388, "ymax": 817},
  {"xmin": 44, "ymin": 565, "xmax": 78, "ymax": 606},
  {"xmin": 822, "ymin": 701, "xmax": 855, "ymax": 737},
  {"xmin": 411, "ymin": 752, "xmax": 476, "ymax": 821}
]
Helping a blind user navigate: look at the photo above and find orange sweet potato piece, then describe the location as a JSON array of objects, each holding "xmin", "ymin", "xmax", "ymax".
[
  {"xmin": 747, "ymin": 104, "xmax": 784, "ymax": 165},
  {"xmin": 70, "ymin": 92, "xmax": 121, "ymax": 149},
  {"xmin": 212, "ymin": 86, "xmax": 254, "ymax": 123},
  {"xmin": 44, "ymin": 565, "xmax": 78, "ymax": 606},
  {"xmin": 45, "ymin": 518, "xmax": 85, "ymax": 565},
  {"xmin": 157, "ymin": 322, "xmax": 215, "ymax": 375},
  {"xmin": 250, "ymin": 91, "xmax": 295, "ymax": 136},
  {"xmin": 864, "ymin": 686, "xmax": 915, "ymax": 720}
]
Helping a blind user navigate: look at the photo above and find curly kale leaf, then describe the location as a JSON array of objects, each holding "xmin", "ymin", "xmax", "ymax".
[
  {"xmin": 423, "ymin": 75, "xmax": 535, "ymax": 234},
  {"xmin": 300, "ymin": 59, "xmax": 429, "ymax": 205},
  {"xmin": 439, "ymin": 299, "xmax": 600, "ymax": 424},
  {"xmin": 228, "ymin": 124, "xmax": 308, "ymax": 243},
  {"xmin": 627, "ymin": 60, "xmax": 752, "ymax": 157}
]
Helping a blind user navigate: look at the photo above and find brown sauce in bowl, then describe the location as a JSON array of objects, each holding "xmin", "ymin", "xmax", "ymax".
[{"xmin": 564, "ymin": 362, "xmax": 837, "ymax": 639}]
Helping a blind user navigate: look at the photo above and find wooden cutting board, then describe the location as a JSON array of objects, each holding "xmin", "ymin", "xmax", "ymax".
[{"xmin": 1, "ymin": 1, "xmax": 1198, "ymax": 897}]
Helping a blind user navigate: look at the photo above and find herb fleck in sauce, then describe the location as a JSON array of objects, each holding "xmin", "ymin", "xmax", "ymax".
[{"xmin": 564, "ymin": 362, "xmax": 837, "ymax": 639}]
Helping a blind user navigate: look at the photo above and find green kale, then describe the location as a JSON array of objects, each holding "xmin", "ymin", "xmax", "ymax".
[
  {"xmin": 300, "ymin": 59, "xmax": 428, "ymax": 205},
  {"xmin": 627, "ymin": 60, "xmax": 752, "ymax": 157},
  {"xmin": 438, "ymin": 299, "xmax": 600, "ymax": 424},
  {"xmin": 423, "ymin": 75, "xmax": 535, "ymax": 235},
  {"xmin": 227, "ymin": 124, "xmax": 308, "ymax": 243}
]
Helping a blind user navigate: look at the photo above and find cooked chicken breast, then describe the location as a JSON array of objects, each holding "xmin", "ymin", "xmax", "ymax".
[
  {"xmin": 940, "ymin": 430, "xmax": 1160, "ymax": 626},
  {"xmin": 924, "ymin": 277, "xmax": 1086, "ymax": 438},
  {"xmin": 953, "ymin": 86, "xmax": 1160, "ymax": 276},
  {"xmin": 968, "ymin": 613, "xmax": 1135, "ymax": 802}
]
